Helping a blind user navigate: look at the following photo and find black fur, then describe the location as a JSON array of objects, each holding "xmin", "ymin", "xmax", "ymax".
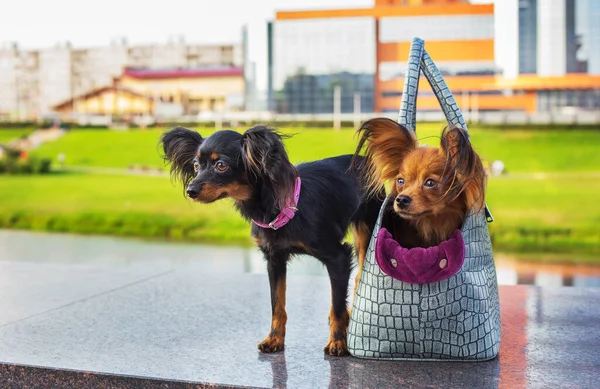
[
  {"xmin": 160, "ymin": 126, "xmax": 203, "ymax": 193},
  {"xmin": 241, "ymin": 126, "xmax": 297, "ymax": 210},
  {"xmin": 160, "ymin": 124, "xmax": 382, "ymax": 356}
]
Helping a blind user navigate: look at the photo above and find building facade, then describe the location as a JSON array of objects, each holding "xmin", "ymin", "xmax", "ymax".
[
  {"xmin": 269, "ymin": 17, "xmax": 376, "ymax": 114},
  {"xmin": 513, "ymin": 0, "xmax": 600, "ymax": 112},
  {"xmin": 0, "ymin": 41, "xmax": 243, "ymax": 120},
  {"xmin": 119, "ymin": 67, "xmax": 245, "ymax": 115},
  {"xmin": 50, "ymin": 66, "xmax": 245, "ymax": 120},
  {"xmin": 52, "ymin": 85, "xmax": 154, "ymax": 118},
  {"xmin": 269, "ymin": 0, "xmax": 600, "ymax": 115},
  {"xmin": 0, "ymin": 45, "xmax": 40, "ymax": 120}
]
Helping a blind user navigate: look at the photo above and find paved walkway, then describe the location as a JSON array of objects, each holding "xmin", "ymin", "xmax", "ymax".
[
  {"xmin": 8, "ymin": 128, "xmax": 66, "ymax": 150},
  {"xmin": 0, "ymin": 244, "xmax": 599, "ymax": 388}
]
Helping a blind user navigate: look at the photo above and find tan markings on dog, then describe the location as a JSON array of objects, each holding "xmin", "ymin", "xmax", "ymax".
[
  {"xmin": 356, "ymin": 118, "xmax": 418, "ymax": 197},
  {"xmin": 324, "ymin": 307, "xmax": 350, "ymax": 356},
  {"xmin": 252, "ymin": 235, "xmax": 263, "ymax": 247},
  {"xmin": 196, "ymin": 151, "xmax": 201, "ymax": 158},
  {"xmin": 245, "ymin": 146, "xmax": 258, "ymax": 172},
  {"xmin": 439, "ymin": 126, "xmax": 487, "ymax": 212},
  {"xmin": 252, "ymin": 235, "xmax": 271, "ymax": 250},
  {"xmin": 292, "ymin": 241, "xmax": 312, "ymax": 255},
  {"xmin": 224, "ymin": 182, "xmax": 252, "ymax": 201},
  {"xmin": 258, "ymin": 278, "xmax": 287, "ymax": 353},
  {"xmin": 210, "ymin": 152, "xmax": 219, "ymax": 161},
  {"xmin": 195, "ymin": 182, "xmax": 252, "ymax": 203},
  {"xmin": 351, "ymin": 221, "xmax": 371, "ymax": 298},
  {"xmin": 194, "ymin": 183, "xmax": 221, "ymax": 203}
]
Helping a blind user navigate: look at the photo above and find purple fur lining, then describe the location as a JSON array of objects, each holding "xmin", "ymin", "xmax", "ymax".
[{"xmin": 375, "ymin": 228, "xmax": 465, "ymax": 284}]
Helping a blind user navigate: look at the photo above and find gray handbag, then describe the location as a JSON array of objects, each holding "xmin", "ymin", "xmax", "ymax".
[{"xmin": 347, "ymin": 38, "xmax": 501, "ymax": 361}]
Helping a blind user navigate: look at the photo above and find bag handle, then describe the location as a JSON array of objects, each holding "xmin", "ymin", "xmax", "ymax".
[
  {"xmin": 398, "ymin": 38, "xmax": 424, "ymax": 131},
  {"xmin": 397, "ymin": 37, "xmax": 493, "ymax": 222},
  {"xmin": 420, "ymin": 50, "xmax": 469, "ymax": 133}
]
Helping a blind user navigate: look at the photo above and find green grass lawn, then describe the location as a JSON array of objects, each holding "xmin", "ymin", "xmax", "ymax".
[
  {"xmin": 2, "ymin": 124, "xmax": 600, "ymax": 259},
  {"xmin": 0, "ymin": 173, "xmax": 250, "ymax": 245},
  {"xmin": 486, "ymin": 173, "xmax": 600, "ymax": 257},
  {"xmin": 28, "ymin": 124, "xmax": 600, "ymax": 173},
  {"xmin": 0, "ymin": 129, "xmax": 33, "ymax": 144},
  {"xmin": 1, "ymin": 172, "xmax": 598, "ymax": 259}
]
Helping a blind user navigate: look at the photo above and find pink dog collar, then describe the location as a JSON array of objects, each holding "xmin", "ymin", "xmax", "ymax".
[{"xmin": 252, "ymin": 177, "xmax": 301, "ymax": 230}]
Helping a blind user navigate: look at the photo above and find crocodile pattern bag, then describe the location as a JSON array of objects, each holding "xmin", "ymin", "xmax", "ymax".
[{"xmin": 347, "ymin": 38, "xmax": 501, "ymax": 361}]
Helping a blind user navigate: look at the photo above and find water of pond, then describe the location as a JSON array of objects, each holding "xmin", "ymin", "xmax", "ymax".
[{"xmin": 1, "ymin": 230, "xmax": 599, "ymax": 287}]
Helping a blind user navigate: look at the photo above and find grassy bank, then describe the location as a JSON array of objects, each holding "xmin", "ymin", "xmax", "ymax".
[
  {"xmin": 1, "ymin": 125, "xmax": 600, "ymax": 259},
  {"xmin": 0, "ymin": 129, "xmax": 33, "ymax": 144},
  {"xmin": 28, "ymin": 124, "xmax": 600, "ymax": 173},
  {"xmin": 0, "ymin": 172, "xmax": 251, "ymax": 245},
  {"xmin": 1, "ymin": 170, "xmax": 599, "ymax": 258},
  {"xmin": 485, "ymin": 173, "xmax": 600, "ymax": 256}
]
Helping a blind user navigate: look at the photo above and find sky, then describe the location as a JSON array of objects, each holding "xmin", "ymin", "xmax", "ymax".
[
  {"xmin": 1, "ymin": 0, "xmax": 494, "ymax": 94},
  {"xmin": 1, "ymin": 0, "xmax": 372, "ymax": 94}
]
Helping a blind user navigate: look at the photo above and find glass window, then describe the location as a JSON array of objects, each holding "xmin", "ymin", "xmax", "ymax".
[
  {"xmin": 379, "ymin": 60, "xmax": 497, "ymax": 82},
  {"xmin": 379, "ymin": 15, "xmax": 494, "ymax": 43},
  {"xmin": 518, "ymin": 0, "xmax": 537, "ymax": 74},
  {"xmin": 272, "ymin": 17, "xmax": 376, "ymax": 114},
  {"xmin": 584, "ymin": 0, "xmax": 600, "ymax": 74}
]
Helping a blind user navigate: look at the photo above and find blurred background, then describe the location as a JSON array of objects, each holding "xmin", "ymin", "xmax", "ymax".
[{"xmin": 1, "ymin": 0, "xmax": 599, "ymax": 287}]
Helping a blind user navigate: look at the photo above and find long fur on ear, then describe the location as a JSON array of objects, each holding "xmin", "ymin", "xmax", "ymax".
[
  {"xmin": 440, "ymin": 126, "xmax": 486, "ymax": 211},
  {"xmin": 241, "ymin": 125, "xmax": 297, "ymax": 209},
  {"xmin": 160, "ymin": 127, "xmax": 203, "ymax": 191},
  {"xmin": 353, "ymin": 118, "xmax": 418, "ymax": 197}
]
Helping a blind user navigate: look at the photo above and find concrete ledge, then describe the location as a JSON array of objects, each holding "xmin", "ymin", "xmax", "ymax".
[
  {"xmin": 1, "ymin": 238, "xmax": 599, "ymax": 388},
  {"xmin": 0, "ymin": 364, "xmax": 243, "ymax": 389}
]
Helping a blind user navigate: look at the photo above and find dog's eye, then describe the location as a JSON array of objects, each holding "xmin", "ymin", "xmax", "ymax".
[
  {"xmin": 193, "ymin": 161, "xmax": 199, "ymax": 173},
  {"xmin": 396, "ymin": 178, "xmax": 404, "ymax": 186},
  {"xmin": 424, "ymin": 179, "xmax": 437, "ymax": 188},
  {"xmin": 215, "ymin": 161, "xmax": 228, "ymax": 172}
]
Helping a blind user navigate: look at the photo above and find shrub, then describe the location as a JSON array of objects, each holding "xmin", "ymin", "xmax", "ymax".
[
  {"xmin": 0, "ymin": 147, "xmax": 52, "ymax": 175},
  {"xmin": 37, "ymin": 158, "xmax": 52, "ymax": 173},
  {"xmin": 17, "ymin": 159, "xmax": 34, "ymax": 174}
]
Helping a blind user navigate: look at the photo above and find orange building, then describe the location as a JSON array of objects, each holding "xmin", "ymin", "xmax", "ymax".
[{"xmin": 268, "ymin": 0, "xmax": 600, "ymax": 115}]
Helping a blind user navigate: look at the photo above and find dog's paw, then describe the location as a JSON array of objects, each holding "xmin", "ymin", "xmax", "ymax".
[
  {"xmin": 324, "ymin": 339, "xmax": 349, "ymax": 356},
  {"xmin": 258, "ymin": 336, "xmax": 285, "ymax": 353}
]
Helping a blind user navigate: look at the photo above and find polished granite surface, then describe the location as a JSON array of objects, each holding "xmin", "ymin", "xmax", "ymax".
[{"xmin": 1, "ymin": 232, "xmax": 599, "ymax": 388}]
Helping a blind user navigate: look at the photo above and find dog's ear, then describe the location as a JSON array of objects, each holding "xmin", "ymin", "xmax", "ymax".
[
  {"xmin": 241, "ymin": 126, "xmax": 296, "ymax": 209},
  {"xmin": 160, "ymin": 127, "xmax": 203, "ymax": 190},
  {"xmin": 354, "ymin": 117, "xmax": 418, "ymax": 195},
  {"xmin": 440, "ymin": 126, "xmax": 486, "ymax": 210}
]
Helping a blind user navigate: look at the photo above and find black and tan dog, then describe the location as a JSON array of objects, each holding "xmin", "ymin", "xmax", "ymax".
[{"xmin": 160, "ymin": 125, "xmax": 381, "ymax": 356}]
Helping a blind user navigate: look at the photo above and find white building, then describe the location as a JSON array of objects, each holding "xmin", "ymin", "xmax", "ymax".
[
  {"xmin": 496, "ymin": 0, "xmax": 600, "ymax": 78},
  {"xmin": 494, "ymin": 0, "xmax": 600, "ymax": 112},
  {"xmin": 37, "ymin": 46, "xmax": 72, "ymax": 120},
  {"xmin": 0, "ymin": 40, "xmax": 243, "ymax": 120}
]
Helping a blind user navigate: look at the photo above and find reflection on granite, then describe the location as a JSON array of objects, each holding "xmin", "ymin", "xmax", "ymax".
[
  {"xmin": 0, "ymin": 247, "xmax": 599, "ymax": 388},
  {"xmin": 3, "ymin": 229, "xmax": 600, "ymax": 287},
  {"xmin": 0, "ymin": 364, "xmax": 245, "ymax": 389}
]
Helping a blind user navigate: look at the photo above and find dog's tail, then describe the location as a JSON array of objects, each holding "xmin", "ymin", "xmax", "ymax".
[{"xmin": 350, "ymin": 154, "xmax": 386, "ymax": 203}]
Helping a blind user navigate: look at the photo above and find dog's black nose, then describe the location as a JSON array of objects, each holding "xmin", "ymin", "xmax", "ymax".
[
  {"xmin": 396, "ymin": 195, "xmax": 412, "ymax": 209},
  {"xmin": 186, "ymin": 184, "xmax": 201, "ymax": 199}
]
